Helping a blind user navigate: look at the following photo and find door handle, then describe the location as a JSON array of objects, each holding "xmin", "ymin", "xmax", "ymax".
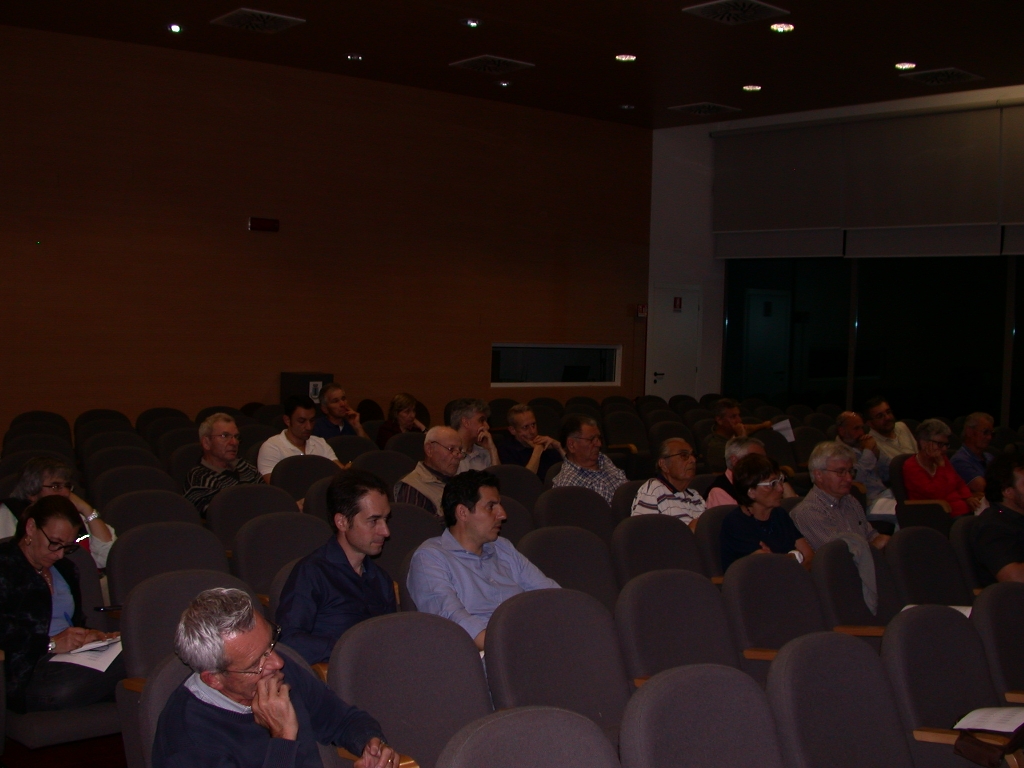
[{"xmin": 654, "ymin": 372, "xmax": 665, "ymax": 376}]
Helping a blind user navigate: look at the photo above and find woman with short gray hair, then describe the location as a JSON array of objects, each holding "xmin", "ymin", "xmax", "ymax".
[{"xmin": 902, "ymin": 418, "xmax": 982, "ymax": 517}]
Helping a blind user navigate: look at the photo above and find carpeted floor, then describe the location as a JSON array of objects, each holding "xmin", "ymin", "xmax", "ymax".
[{"xmin": 2, "ymin": 734, "xmax": 126, "ymax": 768}]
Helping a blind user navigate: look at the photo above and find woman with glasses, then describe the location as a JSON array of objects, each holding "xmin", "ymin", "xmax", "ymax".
[
  {"xmin": 0, "ymin": 496, "xmax": 122, "ymax": 712},
  {"xmin": 903, "ymin": 418, "xmax": 982, "ymax": 517},
  {"xmin": 720, "ymin": 453, "xmax": 813, "ymax": 572},
  {"xmin": 0, "ymin": 456, "xmax": 116, "ymax": 567}
]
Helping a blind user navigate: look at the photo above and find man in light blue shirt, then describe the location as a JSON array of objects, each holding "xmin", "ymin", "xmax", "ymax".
[
  {"xmin": 406, "ymin": 470, "xmax": 559, "ymax": 649},
  {"xmin": 950, "ymin": 412, "xmax": 995, "ymax": 495}
]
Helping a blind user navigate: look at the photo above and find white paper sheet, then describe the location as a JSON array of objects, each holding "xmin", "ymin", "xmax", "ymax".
[
  {"xmin": 901, "ymin": 604, "xmax": 973, "ymax": 618},
  {"xmin": 50, "ymin": 638, "xmax": 122, "ymax": 672},
  {"xmin": 70, "ymin": 637, "xmax": 120, "ymax": 654},
  {"xmin": 954, "ymin": 707, "xmax": 1024, "ymax": 733},
  {"xmin": 772, "ymin": 419, "xmax": 796, "ymax": 443}
]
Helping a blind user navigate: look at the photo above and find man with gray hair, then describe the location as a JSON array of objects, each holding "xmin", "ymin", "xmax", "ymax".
[
  {"xmin": 790, "ymin": 441, "xmax": 889, "ymax": 551},
  {"xmin": 551, "ymin": 414, "xmax": 627, "ymax": 503},
  {"xmin": 631, "ymin": 438, "xmax": 705, "ymax": 530},
  {"xmin": 153, "ymin": 588, "xmax": 395, "ymax": 768},
  {"xmin": 185, "ymin": 413, "xmax": 262, "ymax": 517},
  {"xmin": 394, "ymin": 425, "xmax": 464, "ymax": 516},
  {"xmin": 705, "ymin": 436, "xmax": 797, "ymax": 507},
  {"xmin": 951, "ymin": 412, "xmax": 996, "ymax": 494},
  {"xmin": 835, "ymin": 411, "xmax": 897, "ymax": 519},
  {"xmin": 449, "ymin": 398, "xmax": 500, "ymax": 472}
]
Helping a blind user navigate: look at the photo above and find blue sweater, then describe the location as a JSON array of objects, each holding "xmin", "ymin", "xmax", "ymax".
[{"xmin": 152, "ymin": 658, "xmax": 384, "ymax": 768}]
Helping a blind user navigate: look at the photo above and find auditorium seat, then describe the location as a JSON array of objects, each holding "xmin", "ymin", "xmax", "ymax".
[
  {"xmin": 497, "ymin": 495, "xmax": 533, "ymax": 546},
  {"xmin": 254, "ymin": 403, "xmax": 284, "ymax": 424},
  {"xmin": 233, "ymin": 512, "xmax": 331, "ymax": 596},
  {"xmin": 238, "ymin": 422, "xmax": 277, "ymax": 456},
  {"xmin": 303, "ymin": 475, "xmax": 333, "ymax": 523},
  {"xmin": 76, "ymin": 418, "xmax": 136, "ymax": 453},
  {"xmin": 4, "ymin": 420, "xmax": 72, "ymax": 447},
  {"xmin": 615, "ymin": 569, "xmax": 740, "ymax": 680},
  {"xmin": 329, "ymin": 612, "xmax": 492, "ymax": 768},
  {"xmin": 601, "ymin": 400, "xmax": 636, "ymax": 417},
  {"xmin": 610, "ymin": 514, "xmax": 704, "ymax": 586},
  {"xmin": 194, "ymin": 405, "xmax": 242, "ymax": 424},
  {"xmin": 487, "ymin": 398, "xmax": 519, "ymax": 430},
  {"xmin": 803, "ymin": 412, "xmax": 834, "ymax": 433},
  {"xmin": 81, "ymin": 431, "xmax": 152, "ymax": 460},
  {"xmin": 92, "ymin": 466, "xmax": 181, "ymax": 512},
  {"xmin": 647, "ymin": 422, "xmax": 694, "ymax": 460},
  {"xmin": 1, "ymin": 433, "xmax": 75, "ymax": 462},
  {"xmin": 327, "ymin": 435, "xmax": 378, "ymax": 463},
  {"xmin": 971, "ymin": 582, "xmax": 1024, "ymax": 701},
  {"xmin": 693, "ymin": 504, "xmax": 734, "ymax": 577},
  {"xmin": 688, "ymin": 472, "xmax": 717, "ymax": 500},
  {"xmin": 351, "ymin": 449, "xmax": 416, "ymax": 489},
  {"xmin": 949, "ymin": 515, "xmax": 983, "ymax": 592},
  {"xmin": 207, "ymin": 483, "xmax": 298, "ymax": 548},
  {"xmin": 516, "ymin": 526, "xmax": 618, "ymax": 611},
  {"xmin": 530, "ymin": 405, "xmax": 562, "ymax": 439},
  {"xmin": 564, "ymin": 402, "xmax": 602, "ymax": 421},
  {"xmin": 683, "ymin": 408, "xmax": 713, "ymax": 428},
  {"xmin": 356, "ymin": 398, "xmax": 385, "ymax": 423},
  {"xmin": 603, "ymin": 411, "xmax": 653, "ymax": 478},
  {"xmin": 747, "ymin": 427, "xmax": 797, "ymax": 471},
  {"xmin": 485, "ymin": 463, "xmax": 543, "ymax": 513},
  {"xmin": 143, "ymin": 416, "xmax": 193, "ymax": 451},
  {"xmin": 168, "ymin": 443, "xmax": 204, "ymax": 490},
  {"xmin": 792, "ymin": 426, "xmax": 827, "ymax": 468},
  {"xmin": 610, "ymin": 480, "xmax": 644, "ymax": 526},
  {"xmin": 75, "ymin": 409, "xmax": 132, "ymax": 433},
  {"xmin": 385, "ymin": 431, "xmax": 426, "ymax": 462},
  {"xmin": 102, "ymin": 489, "xmax": 202, "ymax": 535},
  {"xmin": 267, "ymin": 558, "xmax": 300, "ymax": 622},
  {"xmin": 372, "ymin": 502, "xmax": 444, "ymax": 580},
  {"xmin": 270, "ymin": 454, "xmax": 340, "ymax": 500},
  {"xmin": 485, "ymin": 588, "xmax": 632, "ymax": 746},
  {"xmin": 157, "ymin": 426, "xmax": 199, "ymax": 467},
  {"xmin": 10, "ymin": 410, "xmax": 71, "ymax": 436},
  {"xmin": 134, "ymin": 407, "xmax": 189, "ymax": 436},
  {"xmin": 885, "ymin": 526, "xmax": 974, "ymax": 607},
  {"xmin": 668, "ymin": 394, "xmax": 699, "ymax": 413},
  {"xmin": 811, "ymin": 539, "xmax": 903, "ymax": 644},
  {"xmin": 533, "ymin": 486, "xmax": 614, "ymax": 542},
  {"xmin": 86, "ymin": 446, "xmax": 164, "ymax": 486}
]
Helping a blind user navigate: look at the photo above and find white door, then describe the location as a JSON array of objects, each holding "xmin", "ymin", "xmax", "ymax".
[
  {"xmin": 743, "ymin": 289, "xmax": 791, "ymax": 396},
  {"xmin": 646, "ymin": 285, "xmax": 702, "ymax": 397}
]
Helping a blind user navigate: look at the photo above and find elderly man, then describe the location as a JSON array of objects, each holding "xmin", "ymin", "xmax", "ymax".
[
  {"xmin": 551, "ymin": 414, "xmax": 627, "ymax": 504},
  {"xmin": 864, "ymin": 397, "xmax": 917, "ymax": 465},
  {"xmin": 393, "ymin": 426, "xmax": 463, "ymax": 516},
  {"xmin": 631, "ymin": 438, "xmax": 705, "ymax": 530},
  {"xmin": 497, "ymin": 404, "xmax": 564, "ymax": 479},
  {"xmin": 950, "ymin": 412, "xmax": 996, "ymax": 494},
  {"xmin": 258, "ymin": 395, "xmax": 344, "ymax": 481},
  {"xmin": 277, "ymin": 470, "xmax": 396, "ymax": 664},
  {"xmin": 704, "ymin": 398, "xmax": 772, "ymax": 473},
  {"xmin": 185, "ymin": 413, "xmax": 262, "ymax": 517},
  {"xmin": 312, "ymin": 383, "xmax": 369, "ymax": 440},
  {"xmin": 706, "ymin": 436, "xmax": 797, "ymax": 507},
  {"xmin": 153, "ymin": 588, "xmax": 395, "ymax": 768},
  {"xmin": 0, "ymin": 456, "xmax": 116, "ymax": 567},
  {"xmin": 790, "ymin": 442, "xmax": 889, "ymax": 551},
  {"xmin": 971, "ymin": 454, "xmax": 1024, "ymax": 585},
  {"xmin": 449, "ymin": 399, "xmax": 500, "ymax": 472},
  {"xmin": 834, "ymin": 411, "xmax": 897, "ymax": 518},
  {"xmin": 407, "ymin": 471, "xmax": 558, "ymax": 650}
]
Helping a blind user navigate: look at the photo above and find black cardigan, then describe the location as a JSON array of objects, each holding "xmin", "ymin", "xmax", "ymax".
[{"xmin": 0, "ymin": 538, "xmax": 85, "ymax": 711}]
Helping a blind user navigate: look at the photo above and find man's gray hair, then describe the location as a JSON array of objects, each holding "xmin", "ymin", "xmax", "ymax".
[
  {"xmin": 199, "ymin": 413, "xmax": 237, "ymax": 440},
  {"xmin": 448, "ymin": 399, "xmax": 489, "ymax": 430},
  {"xmin": 917, "ymin": 418, "xmax": 951, "ymax": 443},
  {"xmin": 724, "ymin": 436, "xmax": 763, "ymax": 470},
  {"xmin": 506, "ymin": 404, "xmax": 533, "ymax": 427},
  {"xmin": 11, "ymin": 456, "xmax": 74, "ymax": 500},
  {"xmin": 658, "ymin": 437, "xmax": 692, "ymax": 460},
  {"xmin": 836, "ymin": 411, "xmax": 859, "ymax": 429},
  {"xmin": 963, "ymin": 412, "xmax": 994, "ymax": 436},
  {"xmin": 808, "ymin": 440, "xmax": 857, "ymax": 473},
  {"xmin": 174, "ymin": 588, "xmax": 257, "ymax": 673},
  {"xmin": 424, "ymin": 425, "xmax": 458, "ymax": 444}
]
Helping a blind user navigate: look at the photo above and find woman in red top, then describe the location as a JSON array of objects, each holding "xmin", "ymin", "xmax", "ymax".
[{"xmin": 902, "ymin": 419, "xmax": 983, "ymax": 517}]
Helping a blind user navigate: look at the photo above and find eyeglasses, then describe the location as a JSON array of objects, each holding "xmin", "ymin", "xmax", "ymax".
[
  {"xmin": 428, "ymin": 442, "xmax": 468, "ymax": 459},
  {"xmin": 925, "ymin": 439, "xmax": 950, "ymax": 449},
  {"xmin": 39, "ymin": 528, "xmax": 80, "ymax": 554},
  {"xmin": 222, "ymin": 624, "xmax": 280, "ymax": 676},
  {"xmin": 39, "ymin": 482, "xmax": 74, "ymax": 492},
  {"xmin": 570, "ymin": 434, "xmax": 603, "ymax": 444},
  {"xmin": 664, "ymin": 450, "xmax": 693, "ymax": 460},
  {"xmin": 210, "ymin": 432, "xmax": 240, "ymax": 441},
  {"xmin": 755, "ymin": 476, "xmax": 787, "ymax": 490},
  {"xmin": 821, "ymin": 467, "xmax": 857, "ymax": 478}
]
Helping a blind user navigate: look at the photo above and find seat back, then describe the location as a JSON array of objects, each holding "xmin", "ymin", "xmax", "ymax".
[
  {"xmin": 533, "ymin": 486, "xmax": 614, "ymax": 541},
  {"xmin": 530, "ymin": 405, "xmax": 562, "ymax": 439},
  {"xmin": 439, "ymin": 706, "xmax": 620, "ymax": 768},
  {"xmin": 811, "ymin": 539, "xmax": 903, "ymax": 629},
  {"xmin": 121, "ymin": 569, "xmax": 261, "ymax": 677},
  {"xmin": 238, "ymin": 423, "xmax": 277, "ymax": 456},
  {"xmin": 328, "ymin": 612, "xmax": 493, "ymax": 768},
  {"xmin": 485, "ymin": 463, "xmax": 544, "ymax": 513},
  {"xmin": 747, "ymin": 427, "xmax": 797, "ymax": 470},
  {"xmin": 194, "ymin": 406, "xmax": 242, "ymax": 424},
  {"xmin": 234, "ymin": 512, "xmax": 332, "ymax": 594},
  {"xmin": 804, "ymin": 413, "xmax": 834, "ymax": 433},
  {"xmin": 0, "ymin": 449, "xmax": 74, "ymax": 480},
  {"xmin": 792, "ymin": 426, "xmax": 827, "ymax": 467},
  {"xmin": 327, "ymin": 435, "xmax": 378, "ymax": 463},
  {"xmin": 76, "ymin": 418, "xmax": 135, "ymax": 451},
  {"xmin": 302, "ymin": 475, "xmax": 333, "ymax": 523},
  {"xmin": 270, "ymin": 454, "xmax": 340, "ymax": 500},
  {"xmin": 610, "ymin": 480, "xmax": 645, "ymax": 526},
  {"xmin": 683, "ymin": 408, "xmax": 713, "ymax": 427},
  {"xmin": 385, "ymin": 431, "xmax": 426, "ymax": 462},
  {"xmin": 647, "ymin": 422, "xmax": 694, "ymax": 460},
  {"xmin": 615, "ymin": 570, "xmax": 740, "ymax": 678},
  {"xmin": 135, "ymin": 408, "xmax": 189, "ymax": 435},
  {"xmin": 5, "ymin": 420, "xmax": 71, "ymax": 446},
  {"xmin": 157, "ymin": 426, "xmax": 200, "ymax": 466},
  {"xmin": 102, "ymin": 489, "xmax": 202, "ymax": 535},
  {"xmin": 885, "ymin": 526, "xmax": 974, "ymax": 606},
  {"xmin": 971, "ymin": 582, "xmax": 1024, "ymax": 698},
  {"xmin": 206, "ymin": 483, "xmax": 298, "ymax": 548},
  {"xmin": 767, "ymin": 632, "xmax": 915, "ymax": 768},
  {"xmin": 371, "ymin": 503, "xmax": 445, "ymax": 580},
  {"xmin": 81, "ymin": 431, "xmax": 151, "ymax": 460},
  {"xmin": 604, "ymin": 411, "xmax": 650, "ymax": 453},
  {"xmin": 92, "ymin": 466, "xmax": 181, "ymax": 512},
  {"xmin": 144, "ymin": 416, "xmax": 194, "ymax": 452},
  {"xmin": 66, "ymin": 545, "xmax": 109, "ymax": 631},
  {"xmin": 11, "ymin": 410, "xmax": 71, "ymax": 434},
  {"xmin": 168, "ymin": 443, "xmax": 204, "ymax": 490},
  {"xmin": 693, "ymin": 504, "xmax": 734, "ymax": 577},
  {"xmin": 948, "ymin": 515, "xmax": 982, "ymax": 591},
  {"xmin": 139, "ymin": 654, "xmax": 192, "ymax": 768},
  {"xmin": 785, "ymin": 404, "xmax": 814, "ymax": 422},
  {"xmin": 485, "ymin": 589, "xmax": 631, "ymax": 740},
  {"xmin": 516, "ymin": 526, "xmax": 619, "ymax": 611},
  {"xmin": 86, "ymin": 446, "xmax": 163, "ymax": 485},
  {"xmin": 351, "ymin": 450, "xmax": 416, "ymax": 489},
  {"xmin": 498, "ymin": 495, "xmax": 533, "ymax": 546},
  {"xmin": 356, "ymin": 399, "xmax": 385, "ymax": 423},
  {"xmin": 688, "ymin": 473, "xmax": 717, "ymax": 500},
  {"xmin": 888, "ymin": 453, "xmax": 913, "ymax": 503},
  {"xmin": 106, "ymin": 522, "xmax": 229, "ymax": 604},
  {"xmin": 2, "ymin": 433, "xmax": 75, "ymax": 461},
  {"xmin": 621, "ymin": 664, "xmax": 783, "ymax": 768},
  {"xmin": 610, "ymin": 514, "xmax": 704, "ymax": 586},
  {"xmin": 642, "ymin": 409, "xmax": 683, "ymax": 430},
  {"xmin": 267, "ymin": 558, "xmax": 301, "ymax": 622}
]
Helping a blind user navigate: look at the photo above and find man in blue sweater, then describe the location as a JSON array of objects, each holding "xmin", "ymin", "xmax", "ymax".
[{"xmin": 153, "ymin": 588, "xmax": 395, "ymax": 768}]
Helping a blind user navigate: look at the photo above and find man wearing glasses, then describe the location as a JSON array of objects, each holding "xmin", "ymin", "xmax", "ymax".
[
  {"xmin": 631, "ymin": 438, "xmax": 705, "ymax": 530},
  {"xmin": 551, "ymin": 415, "xmax": 627, "ymax": 504},
  {"xmin": 154, "ymin": 588, "xmax": 395, "ymax": 768},
  {"xmin": 790, "ymin": 441, "xmax": 889, "ymax": 551},
  {"xmin": 950, "ymin": 412, "xmax": 996, "ymax": 494},
  {"xmin": 184, "ymin": 413, "xmax": 263, "ymax": 517},
  {"xmin": 393, "ymin": 426, "xmax": 463, "ymax": 516},
  {"xmin": 863, "ymin": 396, "xmax": 918, "ymax": 471}
]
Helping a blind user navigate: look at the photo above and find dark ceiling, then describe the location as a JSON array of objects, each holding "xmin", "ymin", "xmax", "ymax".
[{"xmin": 4, "ymin": 1, "xmax": 1024, "ymax": 129}]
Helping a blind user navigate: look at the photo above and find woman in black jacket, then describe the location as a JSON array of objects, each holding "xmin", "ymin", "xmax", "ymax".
[{"xmin": 0, "ymin": 496, "xmax": 121, "ymax": 712}]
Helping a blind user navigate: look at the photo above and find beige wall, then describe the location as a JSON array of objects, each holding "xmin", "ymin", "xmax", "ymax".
[{"xmin": 0, "ymin": 26, "xmax": 652, "ymax": 429}]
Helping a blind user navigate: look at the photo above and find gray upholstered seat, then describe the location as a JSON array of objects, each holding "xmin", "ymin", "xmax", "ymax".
[
  {"xmin": 351, "ymin": 449, "xmax": 416, "ymax": 489},
  {"xmin": 949, "ymin": 515, "xmax": 983, "ymax": 591},
  {"xmin": 610, "ymin": 514, "xmax": 705, "ymax": 586},
  {"xmin": 496, "ymin": 495, "xmax": 533, "ymax": 546},
  {"xmin": 485, "ymin": 463, "xmax": 543, "ymax": 513},
  {"xmin": 516, "ymin": 526, "xmax": 619, "ymax": 611},
  {"xmin": 885, "ymin": 525, "xmax": 974, "ymax": 606},
  {"xmin": 93, "ymin": 465, "xmax": 182, "ymax": 512},
  {"xmin": 327, "ymin": 435, "xmax": 378, "ymax": 463},
  {"xmin": 81, "ymin": 431, "xmax": 152, "ymax": 460},
  {"xmin": 86, "ymin": 447, "xmax": 164, "ymax": 486},
  {"xmin": 270, "ymin": 454, "xmax": 340, "ymax": 500},
  {"xmin": 533, "ymin": 486, "xmax": 614, "ymax": 541},
  {"xmin": 971, "ymin": 581, "xmax": 1024, "ymax": 699},
  {"xmin": 693, "ymin": 504, "xmax": 734, "ymax": 577},
  {"xmin": 234, "ymin": 511, "xmax": 332, "ymax": 595},
  {"xmin": 207, "ymin": 483, "xmax": 298, "ymax": 548},
  {"xmin": 303, "ymin": 475, "xmax": 333, "ymax": 523},
  {"xmin": 371, "ymin": 502, "xmax": 444, "ymax": 580},
  {"xmin": 385, "ymin": 431, "xmax": 426, "ymax": 462},
  {"xmin": 103, "ymin": 489, "xmax": 202, "ymax": 535},
  {"xmin": 610, "ymin": 480, "xmax": 644, "ymax": 527}
]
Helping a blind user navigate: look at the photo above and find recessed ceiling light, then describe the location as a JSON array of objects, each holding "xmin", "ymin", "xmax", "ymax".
[
  {"xmin": 497, "ymin": 80, "xmax": 511, "ymax": 87},
  {"xmin": 616, "ymin": 54, "xmax": 637, "ymax": 62},
  {"xmin": 461, "ymin": 18, "xmax": 481, "ymax": 28},
  {"xmin": 895, "ymin": 62, "xmax": 916, "ymax": 70},
  {"xmin": 770, "ymin": 22, "xmax": 794, "ymax": 32},
  {"xmin": 743, "ymin": 84, "xmax": 762, "ymax": 91},
  {"xmin": 621, "ymin": 104, "xmax": 635, "ymax": 110},
  {"xmin": 347, "ymin": 53, "xmax": 363, "ymax": 61},
  {"xmin": 168, "ymin": 23, "xmax": 182, "ymax": 33}
]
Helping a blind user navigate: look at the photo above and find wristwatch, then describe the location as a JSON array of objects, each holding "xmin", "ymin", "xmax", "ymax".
[
  {"xmin": 84, "ymin": 510, "xmax": 100, "ymax": 523},
  {"xmin": 48, "ymin": 638, "xmax": 57, "ymax": 653}
]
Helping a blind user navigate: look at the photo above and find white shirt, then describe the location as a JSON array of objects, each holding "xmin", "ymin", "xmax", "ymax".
[{"xmin": 257, "ymin": 431, "xmax": 338, "ymax": 476}]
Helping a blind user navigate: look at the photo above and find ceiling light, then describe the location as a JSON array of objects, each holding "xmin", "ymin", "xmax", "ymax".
[
  {"xmin": 168, "ymin": 23, "xmax": 182, "ymax": 33},
  {"xmin": 347, "ymin": 53, "xmax": 363, "ymax": 61},
  {"xmin": 616, "ymin": 54, "xmax": 637, "ymax": 62},
  {"xmin": 497, "ymin": 80, "xmax": 511, "ymax": 87},
  {"xmin": 770, "ymin": 22, "xmax": 794, "ymax": 32},
  {"xmin": 621, "ymin": 104, "xmax": 635, "ymax": 110},
  {"xmin": 743, "ymin": 84, "xmax": 762, "ymax": 91},
  {"xmin": 895, "ymin": 62, "xmax": 916, "ymax": 70},
  {"xmin": 461, "ymin": 18, "xmax": 481, "ymax": 28}
]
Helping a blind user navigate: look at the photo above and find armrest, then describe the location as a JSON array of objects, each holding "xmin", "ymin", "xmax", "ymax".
[
  {"xmin": 710, "ymin": 576, "xmax": 724, "ymax": 585},
  {"xmin": 393, "ymin": 581, "xmax": 400, "ymax": 608},
  {"xmin": 633, "ymin": 677, "xmax": 649, "ymax": 688},
  {"xmin": 904, "ymin": 499, "xmax": 954, "ymax": 515},
  {"xmin": 337, "ymin": 748, "xmax": 419, "ymax": 767},
  {"xmin": 122, "ymin": 677, "xmax": 146, "ymax": 693},
  {"xmin": 607, "ymin": 443, "xmax": 638, "ymax": 454},
  {"xmin": 974, "ymin": 588, "xmax": 984, "ymax": 596},
  {"xmin": 225, "ymin": 550, "xmax": 233, "ymax": 559},
  {"xmin": 257, "ymin": 594, "xmax": 270, "ymax": 607},
  {"xmin": 1006, "ymin": 691, "xmax": 1024, "ymax": 704},
  {"xmin": 742, "ymin": 648, "xmax": 778, "ymax": 661},
  {"xmin": 0, "ymin": 649, "xmax": 4, "ymax": 661},
  {"xmin": 312, "ymin": 663, "xmax": 329, "ymax": 683},
  {"xmin": 833, "ymin": 625, "xmax": 885, "ymax": 637},
  {"xmin": 852, "ymin": 481, "xmax": 867, "ymax": 494},
  {"xmin": 913, "ymin": 728, "xmax": 1010, "ymax": 747}
]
